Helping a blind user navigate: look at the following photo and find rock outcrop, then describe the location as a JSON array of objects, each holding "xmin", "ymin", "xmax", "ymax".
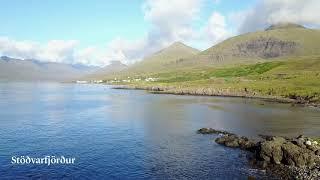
[
  {"xmin": 198, "ymin": 128, "xmax": 320, "ymax": 179},
  {"xmin": 214, "ymin": 134, "xmax": 256, "ymax": 150},
  {"xmin": 197, "ymin": 128, "xmax": 233, "ymax": 135},
  {"xmin": 257, "ymin": 136, "xmax": 319, "ymax": 167},
  {"xmin": 233, "ymin": 37, "xmax": 298, "ymax": 59}
]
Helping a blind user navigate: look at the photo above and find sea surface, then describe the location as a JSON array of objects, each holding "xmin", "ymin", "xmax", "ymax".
[{"xmin": 0, "ymin": 82, "xmax": 319, "ymax": 179}]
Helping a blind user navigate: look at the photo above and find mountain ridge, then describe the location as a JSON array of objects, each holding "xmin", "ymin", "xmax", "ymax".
[
  {"xmin": 85, "ymin": 60, "xmax": 128, "ymax": 79},
  {"xmin": 265, "ymin": 22, "xmax": 306, "ymax": 31},
  {"xmin": 0, "ymin": 56, "xmax": 99, "ymax": 81},
  {"xmin": 113, "ymin": 41, "xmax": 200, "ymax": 76},
  {"xmin": 174, "ymin": 24, "xmax": 320, "ymax": 68}
]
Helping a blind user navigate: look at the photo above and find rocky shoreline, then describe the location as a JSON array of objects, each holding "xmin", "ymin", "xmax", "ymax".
[
  {"xmin": 111, "ymin": 85, "xmax": 320, "ymax": 108},
  {"xmin": 197, "ymin": 128, "xmax": 320, "ymax": 179}
]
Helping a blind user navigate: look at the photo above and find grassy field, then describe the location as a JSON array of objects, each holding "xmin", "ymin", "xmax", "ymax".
[{"xmin": 108, "ymin": 56, "xmax": 320, "ymax": 103}]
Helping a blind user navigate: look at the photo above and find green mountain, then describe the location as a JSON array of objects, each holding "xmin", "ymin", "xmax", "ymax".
[
  {"xmin": 119, "ymin": 42, "xmax": 200, "ymax": 75},
  {"xmin": 106, "ymin": 23, "xmax": 320, "ymax": 103},
  {"xmin": 178, "ymin": 23, "xmax": 320, "ymax": 68},
  {"xmin": 106, "ymin": 23, "xmax": 320, "ymax": 77}
]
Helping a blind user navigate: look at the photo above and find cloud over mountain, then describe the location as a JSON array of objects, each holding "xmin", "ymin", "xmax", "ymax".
[
  {"xmin": 238, "ymin": 0, "xmax": 320, "ymax": 33},
  {"xmin": 102, "ymin": 0, "xmax": 204, "ymax": 64},
  {"xmin": 1, "ymin": 0, "xmax": 319, "ymax": 66},
  {"xmin": 102, "ymin": 0, "xmax": 231, "ymax": 64},
  {"xmin": 0, "ymin": 37, "xmax": 78, "ymax": 64},
  {"xmin": 0, "ymin": 0, "xmax": 232, "ymax": 66}
]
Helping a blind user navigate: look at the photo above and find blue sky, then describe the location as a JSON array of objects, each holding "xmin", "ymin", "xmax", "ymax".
[
  {"xmin": 0, "ymin": 0, "xmax": 255, "ymax": 46},
  {"xmin": 0, "ymin": 0, "xmax": 318, "ymax": 66},
  {"xmin": 1, "ymin": 0, "xmax": 146, "ymax": 46}
]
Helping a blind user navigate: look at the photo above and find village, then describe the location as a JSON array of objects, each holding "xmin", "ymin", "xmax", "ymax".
[{"xmin": 76, "ymin": 77, "xmax": 158, "ymax": 84}]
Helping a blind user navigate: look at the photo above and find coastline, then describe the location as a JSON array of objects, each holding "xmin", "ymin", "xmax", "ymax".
[
  {"xmin": 197, "ymin": 128, "xmax": 320, "ymax": 179},
  {"xmin": 111, "ymin": 84, "xmax": 320, "ymax": 108},
  {"xmin": 111, "ymin": 83, "xmax": 320, "ymax": 179}
]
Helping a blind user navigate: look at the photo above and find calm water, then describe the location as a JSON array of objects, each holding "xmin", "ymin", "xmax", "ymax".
[{"xmin": 0, "ymin": 83, "xmax": 319, "ymax": 179}]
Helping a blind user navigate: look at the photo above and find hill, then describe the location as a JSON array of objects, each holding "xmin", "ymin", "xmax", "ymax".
[
  {"xmin": 177, "ymin": 23, "xmax": 320, "ymax": 68},
  {"xmin": 85, "ymin": 60, "xmax": 127, "ymax": 79},
  {"xmin": 0, "ymin": 56, "xmax": 99, "ymax": 81},
  {"xmin": 117, "ymin": 42, "xmax": 200, "ymax": 76},
  {"xmin": 107, "ymin": 23, "xmax": 320, "ymax": 104}
]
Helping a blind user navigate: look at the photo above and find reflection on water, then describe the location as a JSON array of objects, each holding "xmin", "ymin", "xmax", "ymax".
[{"xmin": 0, "ymin": 82, "xmax": 319, "ymax": 179}]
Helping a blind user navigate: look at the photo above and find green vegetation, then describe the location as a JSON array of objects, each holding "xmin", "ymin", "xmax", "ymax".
[
  {"xmin": 112, "ymin": 56, "xmax": 320, "ymax": 103},
  {"xmin": 99, "ymin": 25, "xmax": 320, "ymax": 104},
  {"xmin": 202, "ymin": 27, "xmax": 320, "ymax": 57},
  {"xmin": 146, "ymin": 61, "xmax": 284, "ymax": 83},
  {"xmin": 123, "ymin": 42, "xmax": 199, "ymax": 75},
  {"xmin": 313, "ymin": 138, "xmax": 320, "ymax": 144},
  {"xmin": 208, "ymin": 62, "xmax": 284, "ymax": 78},
  {"xmin": 176, "ymin": 26, "xmax": 320, "ymax": 67}
]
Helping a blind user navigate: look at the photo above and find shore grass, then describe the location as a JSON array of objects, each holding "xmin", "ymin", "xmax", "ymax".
[
  {"xmin": 107, "ymin": 56, "xmax": 320, "ymax": 104},
  {"xmin": 313, "ymin": 138, "xmax": 320, "ymax": 144}
]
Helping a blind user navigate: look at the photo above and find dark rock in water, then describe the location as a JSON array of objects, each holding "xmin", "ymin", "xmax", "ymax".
[
  {"xmin": 151, "ymin": 87, "xmax": 161, "ymax": 91},
  {"xmin": 281, "ymin": 142, "xmax": 317, "ymax": 167},
  {"xmin": 258, "ymin": 137, "xmax": 286, "ymax": 164},
  {"xmin": 239, "ymin": 137, "xmax": 256, "ymax": 150},
  {"xmin": 197, "ymin": 128, "xmax": 232, "ymax": 135},
  {"xmin": 215, "ymin": 136, "xmax": 226, "ymax": 144},
  {"xmin": 225, "ymin": 139, "xmax": 240, "ymax": 148},
  {"xmin": 215, "ymin": 134, "xmax": 240, "ymax": 147},
  {"xmin": 259, "ymin": 134, "xmax": 291, "ymax": 141},
  {"xmin": 257, "ymin": 136, "xmax": 319, "ymax": 168},
  {"xmin": 198, "ymin": 128, "xmax": 320, "ymax": 179},
  {"xmin": 258, "ymin": 134, "xmax": 274, "ymax": 141},
  {"xmin": 197, "ymin": 128, "xmax": 216, "ymax": 134},
  {"xmin": 215, "ymin": 134, "xmax": 256, "ymax": 150}
]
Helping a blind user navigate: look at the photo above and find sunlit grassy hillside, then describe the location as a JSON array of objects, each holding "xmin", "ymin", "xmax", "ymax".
[
  {"xmin": 115, "ymin": 56, "xmax": 320, "ymax": 103},
  {"xmin": 96, "ymin": 24, "xmax": 320, "ymax": 103}
]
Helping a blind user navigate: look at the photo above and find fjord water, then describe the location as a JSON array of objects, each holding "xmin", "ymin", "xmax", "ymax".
[{"xmin": 0, "ymin": 83, "xmax": 319, "ymax": 179}]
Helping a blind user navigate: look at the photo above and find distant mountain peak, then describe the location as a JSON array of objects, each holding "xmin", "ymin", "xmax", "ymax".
[
  {"xmin": 85, "ymin": 60, "xmax": 127, "ymax": 78},
  {"xmin": 265, "ymin": 22, "xmax": 306, "ymax": 31},
  {"xmin": 168, "ymin": 41, "xmax": 189, "ymax": 48},
  {"xmin": 171, "ymin": 41, "xmax": 184, "ymax": 45},
  {"xmin": 1, "ymin": 56, "xmax": 15, "ymax": 62},
  {"xmin": 156, "ymin": 41, "xmax": 199, "ymax": 54},
  {"xmin": 0, "ymin": 55, "xmax": 9, "ymax": 59},
  {"xmin": 0, "ymin": 56, "xmax": 100, "ymax": 81}
]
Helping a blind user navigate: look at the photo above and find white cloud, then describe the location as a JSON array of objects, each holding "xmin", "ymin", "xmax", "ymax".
[
  {"xmin": 106, "ymin": 38, "xmax": 147, "ymax": 64},
  {"xmin": 0, "ymin": 36, "xmax": 148, "ymax": 67},
  {"xmin": 0, "ymin": 37, "xmax": 78, "ymax": 63},
  {"xmin": 0, "ymin": 0, "xmax": 235, "ymax": 66},
  {"xmin": 81, "ymin": 0, "xmax": 205, "ymax": 66},
  {"xmin": 238, "ymin": 0, "xmax": 320, "ymax": 33},
  {"xmin": 143, "ymin": 0, "xmax": 201, "ymax": 42},
  {"xmin": 73, "ymin": 38, "xmax": 148, "ymax": 66},
  {"xmin": 74, "ymin": 47, "xmax": 105, "ymax": 66},
  {"xmin": 204, "ymin": 12, "xmax": 232, "ymax": 45},
  {"xmin": 38, "ymin": 40, "xmax": 78, "ymax": 63},
  {"xmin": 102, "ymin": 0, "xmax": 232, "ymax": 63},
  {"xmin": 0, "ymin": 37, "xmax": 38, "ymax": 59}
]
